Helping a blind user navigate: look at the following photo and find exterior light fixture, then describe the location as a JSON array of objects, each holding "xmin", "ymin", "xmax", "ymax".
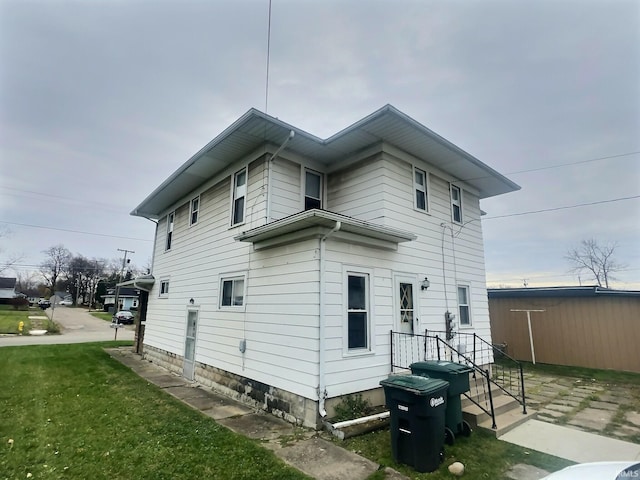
[
  {"xmin": 421, "ymin": 277, "xmax": 430, "ymax": 291},
  {"xmin": 189, "ymin": 298, "xmax": 195, "ymax": 305}
]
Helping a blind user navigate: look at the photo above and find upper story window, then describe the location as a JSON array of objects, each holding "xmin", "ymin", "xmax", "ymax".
[
  {"xmin": 304, "ymin": 169, "xmax": 323, "ymax": 210},
  {"xmin": 347, "ymin": 273, "xmax": 369, "ymax": 350},
  {"xmin": 220, "ymin": 276, "xmax": 245, "ymax": 307},
  {"xmin": 165, "ymin": 212, "xmax": 175, "ymax": 251},
  {"xmin": 232, "ymin": 168, "xmax": 247, "ymax": 226},
  {"xmin": 457, "ymin": 285, "xmax": 471, "ymax": 326},
  {"xmin": 451, "ymin": 185, "xmax": 463, "ymax": 224},
  {"xmin": 190, "ymin": 196, "xmax": 200, "ymax": 226},
  {"xmin": 414, "ymin": 167, "xmax": 428, "ymax": 212}
]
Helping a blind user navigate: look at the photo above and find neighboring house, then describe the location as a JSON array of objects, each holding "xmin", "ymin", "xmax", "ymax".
[
  {"xmin": 102, "ymin": 287, "xmax": 140, "ymax": 311},
  {"xmin": 131, "ymin": 105, "xmax": 519, "ymax": 427},
  {"xmin": 488, "ymin": 286, "xmax": 640, "ymax": 373},
  {"xmin": 0, "ymin": 277, "xmax": 17, "ymax": 303}
]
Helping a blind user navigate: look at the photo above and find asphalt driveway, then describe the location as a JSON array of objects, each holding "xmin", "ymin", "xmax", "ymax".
[{"xmin": 0, "ymin": 306, "xmax": 135, "ymax": 347}]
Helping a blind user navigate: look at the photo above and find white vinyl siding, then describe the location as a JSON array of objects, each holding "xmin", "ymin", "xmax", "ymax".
[
  {"xmin": 270, "ymin": 158, "xmax": 301, "ymax": 221},
  {"xmin": 144, "ymin": 144, "xmax": 494, "ymax": 405}
]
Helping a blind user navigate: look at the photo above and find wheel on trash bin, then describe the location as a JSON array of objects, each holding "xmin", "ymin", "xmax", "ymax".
[
  {"xmin": 445, "ymin": 427, "xmax": 455, "ymax": 446},
  {"xmin": 462, "ymin": 420, "xmax": 472, "ymax": 437}
]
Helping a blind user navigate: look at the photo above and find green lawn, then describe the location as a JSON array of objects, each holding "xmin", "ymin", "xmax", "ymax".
[
  {"xmin": 0, "ymin": 343, "xmax": 309, "ymax": 480},
  {"xmin": 0, "ymin": 305, "xmax": 57, "ymax": 334},
  {"xmin": 340, "ymin": 426, "xmax": 572, "ymax": 479},
  {"xmin": 90, "ymin": 311, "xmax": 113, "ymax": 322}
]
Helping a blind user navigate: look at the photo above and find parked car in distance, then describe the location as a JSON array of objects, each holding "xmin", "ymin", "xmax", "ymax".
[
  {"xmin": 59, "ymin": 299, "xmax": 73, "ymax": 306},
  {"xmin": 38, "ymin": 300, "xmax": 51, "ymax": 310},
  {"xmin": 112, "ymin": 311, "xmax": 135, "ymax": 325}
]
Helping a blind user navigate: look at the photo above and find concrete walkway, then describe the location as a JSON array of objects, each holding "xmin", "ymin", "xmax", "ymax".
[
  {"xmin": 106, "ymin": 347, "xmax": 408, "ymax": 480},
  {"xmin": 502, "ymin": 419, "xmax": 640, "ymax": 463},
  {"xmin": 501, "ymin": 369, "xmax": 640, "ymax": 479}
]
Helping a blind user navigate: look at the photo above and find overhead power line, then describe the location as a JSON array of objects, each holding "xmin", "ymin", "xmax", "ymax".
[
  {"xmin": 500, "ymin": 151, "xmax": 640, "ymax": 176},
  {"xmin": 0, "ymin": 220, "xmax": 152, "ymax": 242},
  {"xmin": 483, "ymin": 195, "xmax": 640, "ymax": 220}
]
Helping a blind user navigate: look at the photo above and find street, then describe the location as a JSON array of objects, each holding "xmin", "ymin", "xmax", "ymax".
[{"xmin": 0, "ymin": 306, "xmax": 135, "ymax": 347}]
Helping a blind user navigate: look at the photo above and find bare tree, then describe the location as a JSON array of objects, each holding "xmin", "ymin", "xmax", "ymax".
[
  {"xmin": 566, "ymin": 239, "xmax": 625, "ymax": 288},
  {"xmin": 40, "ymin": 245, "xmax": 72, "ymax": 297}
]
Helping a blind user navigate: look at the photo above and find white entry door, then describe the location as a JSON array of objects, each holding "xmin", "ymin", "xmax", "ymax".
[
  {"xmin": 183, "ymin": 310, "xmax": 198, "ymax": 381},
  {"xmin": 394, "ymin": 276, "xmax": 419, "ymax": 368},
  {"xmin": 396, "ymin": 277, "xmax": 417, "ymax": 334}
]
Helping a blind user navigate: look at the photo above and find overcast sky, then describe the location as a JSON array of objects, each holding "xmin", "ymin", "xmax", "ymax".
[{"xmin": 1, "ymin": 0, "xmax": 639, "ymax": 288}]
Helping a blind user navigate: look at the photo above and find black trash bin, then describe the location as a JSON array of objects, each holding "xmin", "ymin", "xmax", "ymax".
[
  {"xmin": 380, "ymin": 374, "xmax": 449, "ymax": 473},
  {"xmin": 410, "ymin": 360, "xmax": 473, "ymax": 444}
]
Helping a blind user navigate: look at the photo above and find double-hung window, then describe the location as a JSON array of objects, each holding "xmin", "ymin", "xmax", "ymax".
[
  {"xmin": 159, "ymin": 279, "xmax": 170, "ymax": 298},
  {"xmin": 190, "ymin": 196, "xmax": 200, "ymax": 226},
  {"xmin": 165, "ymin": 212, "xmax": 175, "ymax": 251},
  {"xmin": 414, "ymin": 167, "xmax": 428, "ymax": 212},
  {"xmin": 220, "ymin": 276, "xmax": 245, "ymax": 307},
  {"xmin": 232, "ymin": 168, "xmax": 246, "ymax": 226},
  {"xmin": 304, "ymin": 170, "xmax": 322, "ymax": 210},
  {"xmin": 347, "ymin": 273, "xmax": 369, "ymax": 350},
  {"xmin": 451, "ymin": 185, "xmax": 463, "ymax": 223},
  {"xmin": 457, "ymin": 285, "xmax": 471, "ymax": 326}
]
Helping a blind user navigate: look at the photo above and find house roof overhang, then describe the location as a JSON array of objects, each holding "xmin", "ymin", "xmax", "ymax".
[
  {"xmin": 235, "ymin": 209, "xmax": 417, "ymax": 251},
  {"xmin": 117, "ymin": 274, "xmax": 155, "ymax": 292},
  {"xmin": 131, "ymin": 105, "xmax": 520, "ymax": 219}
]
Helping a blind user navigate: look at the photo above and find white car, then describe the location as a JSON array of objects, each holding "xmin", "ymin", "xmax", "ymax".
[
  {"xmin": 59, "ymin": 299, "xmax": 73, "ymax": 306},
  {"xmin": 543, "ymin": 462, "xmax": 639, "ymax": 479}
]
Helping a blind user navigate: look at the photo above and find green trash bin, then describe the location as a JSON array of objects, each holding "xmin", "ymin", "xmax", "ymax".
[
  {"xmin": 410, "ymin": 360, "xmax": 473, "ymax": 444},
  {"xmin": 380, "ymin": 375, "xmax": 449, "ymax": 473}
]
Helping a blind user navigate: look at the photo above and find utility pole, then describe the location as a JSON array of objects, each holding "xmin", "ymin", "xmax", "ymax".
[{"xmin": 113, "ymin": 249, "xmax": 134, "ymax": 340}]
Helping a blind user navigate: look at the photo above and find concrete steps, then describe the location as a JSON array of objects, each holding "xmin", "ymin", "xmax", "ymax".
[{"xmin": 462, "ymin": 374, "xmax": 536, "ymax": 437}]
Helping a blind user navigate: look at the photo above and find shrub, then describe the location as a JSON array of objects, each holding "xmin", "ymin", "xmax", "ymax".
[
  {"xmin": 10, "ymin": 297, "xmax": 29, "ymax": 310},
  {"xmin": 332, "ymin": 394, "xmax": 373, "ymax": 422}
]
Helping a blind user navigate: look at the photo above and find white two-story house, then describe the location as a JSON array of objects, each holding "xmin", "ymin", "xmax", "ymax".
[{"xmin": 130, "ymin": 105, "xmax": 519, "ymax": 428}]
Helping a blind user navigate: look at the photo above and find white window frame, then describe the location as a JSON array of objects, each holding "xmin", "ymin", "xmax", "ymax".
[
  {"xmin": 219, "ymin": 274, "xmax": 246, "ymax": 309},
  {"xmin": 343, "ymin": 267, "xmax": 373, "ymax": 354},
  {"xmin": 190, "ymin": 196, "xmax": 200, "ymax": 226},
  {"xmin": 451, "ymin": 184, "xmax": 463, "ymax": 224},
  {"xmin": 457, "ymin": 284, "xmax": 471, "ymax": 327},
  {"xmin": 413, "ymin": 166, "xmax": 429, "ymax": 213},
  {"xmin": 231, "ymin": 167, "xmax": 247, "ymax": 226},
  {"xmin": 159, "ymin": 279, "xmax": 170, "ymax": 298},
  {"xmin": 303, "ymin": 168, "xmax": 323, "ymax": 210},
  {"xmin": 132, "ymin": 298, "xmax": 139, "ymax": 308},
  {"xmin": 165, "ymin": 211, "xmax": 175, "ymax": 251}
]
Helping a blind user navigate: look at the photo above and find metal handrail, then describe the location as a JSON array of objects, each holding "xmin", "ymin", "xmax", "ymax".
[
  {"xmin": 390, "ymin": 330, "xmax": 498, "ymax": 429},
  {"xmin": 426, "ymin": 330, "xmax": 527, "ymax": 414}
]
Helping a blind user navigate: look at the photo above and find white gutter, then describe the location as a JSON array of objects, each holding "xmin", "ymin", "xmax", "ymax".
[{"xmin": 318, "ymin": 220, "xmax": 341, "ymax": 418}]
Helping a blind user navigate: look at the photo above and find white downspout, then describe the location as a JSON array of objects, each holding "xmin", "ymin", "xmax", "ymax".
[
  {"xmin": 266, "ymin": 130, "xmax": 295, "ymax": 224},
  {"xmin": 319, "ymin": 221, "xmax": 341, "ymax": 418}
]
